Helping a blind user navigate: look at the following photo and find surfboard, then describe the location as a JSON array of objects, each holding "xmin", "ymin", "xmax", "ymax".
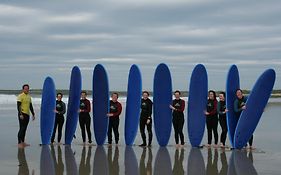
[
  {"xmin": 124, "ymin": 146, "xmax": 138, "ymax": 175},
  {"xmin": 233, "ymin": 150, "xmax": 257, "ymax": 174},
  {"xmin": 65, "ymin": 145, "xmax": 78, "ymax": 174},
  {"xmin": 125, "ymin": 64, "xmax": 142, "ymax": 146},
  {"xmin": 65, "ymin": 66, "xmax": 82, "ymax": 145},
  {"xmin": 154, "ymin": 147, "xmax": 172, "ymax": 174},
  {"xmin": 226, "ymin": 65, "xmax": 240, "ymax": 147},
  {"xmin": 153, "ymin": 63, "xmax": 172, "ymax": 147},
  {"xmin": 40, "ymin": 145, "xmax": 55, "ymax": 175},
  {"xmin": 93, "ymin": 146, "xmax": 108, "ymax": 174},
  {"xmin": 187, "ymin": 64, "xmax": 208, "ymax": 147},
  {"xmin": 93, "ymin": 64, "xmax": 109, "ymax": 145},
  {"xmin": 234, "ymin": 69, "xmax": 276, "ymax": 149},
  {"xmin": 40, "ymin": 77, "xmax": 56, "ymax": 145},
  {"xmin": 187, "ymin": 148, "xmax": 205, "ymax": 175}
]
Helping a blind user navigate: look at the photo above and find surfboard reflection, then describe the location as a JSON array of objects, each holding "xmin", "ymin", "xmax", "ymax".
[
  {"xmin": 233, "ymin": 150, "xmax": 257, "ymax": 175},
  {"xmin": 65, "ymin": 145, "xmax": 78, "ymax": 175},
  {"xmin": 40, "ymin": 145, "xmax": 55, "ymax": 175},
  {"xmin": 79, "ymin": 146, "xmax": 91, "ymax": 175},
  {"xmin": 93, "ymin": 146, "xmax": 108, "ymax": 174},
  {"xmin": 187, "ymin": 148, "xmax": 205, "ymax": 175},
  {"xmin": 154, "ymin": 147, "xmax": 172, "ymax": 175},
  {"xmin": 125, "ymin": 146, "xmax": 138, "ymax": 175},
  {"xmin": 51, "ymin": 145, "xmax": 64, "ymax": 175},
  {"xmin": 139, "ymin": 147, "xmax": 153, "ymax": 175}
]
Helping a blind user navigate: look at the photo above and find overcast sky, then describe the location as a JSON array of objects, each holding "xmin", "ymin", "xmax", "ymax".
[{"xmin": 0, "ymin": 0, "xmax": 280, "ymax": 91}]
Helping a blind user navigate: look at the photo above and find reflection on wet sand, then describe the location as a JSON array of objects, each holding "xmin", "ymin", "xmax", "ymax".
[
  {"xmin": 35, "ymin": 145, "xmax": 258, "ymax": 175},
  {"xmin": 172, "ymin": 149, "xmax": 184, "ymax": 175},
  {"xmin": 139, "ymin": 147, "xmax": 152, "ymax": 175},
  {"xmin": 18, "ymin": 148, "xmax": 33, "ymax": 175}
]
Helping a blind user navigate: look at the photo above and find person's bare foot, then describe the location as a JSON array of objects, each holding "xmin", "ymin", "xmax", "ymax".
[
  {"xmin": 22, "ymin": 142, "xmax": 30, "ymax": 147},
  {"xmin": 213, "ymin": 144, "xmax": 219, "ymax": 148},
  {"xmin": 18, "ymin": 143, "xmax": 24, "ymax": 148},
  {"xmin": 205, "ymin": 144, "xmax": 211, "ymax": 148},
  {"xmin": 249, "ymin": 146, "xmax": 256, "ymax": 150}
]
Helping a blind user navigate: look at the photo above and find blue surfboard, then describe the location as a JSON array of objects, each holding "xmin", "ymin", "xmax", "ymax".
[
  {"xmin": 93, "ymin": 64, "xmax": 109, "ymax": 145},
  {"xmin": 226, "ymin": 65, "xmax": 240, "ymax": 147},
  {"xmin": 234, "ymin": 69, "xmax": 275, "ymax": 149},
  {"xmin": 125, "ymin": 64, "xmax": 142, "ymax": 145},
  {"xmin": 154, "ymin": 147, "xmax": 172, "ymax": 174},
  {"xmin": 40, "ymin": 77, "xmax": 56, "ymax": 145},
  {"xmin": 153, "ymin": 63, "xmax": 172, "ymax": 147},
  {"xmin": 125, "ymin": 146, "xmax": 138, "ymax": 175},
  {"xmin": 40, "ymin": 146, "xmax": 55, "ymax": 175},
  {"xmin": 187, "ymin": 64, "xmax": 208, "ymax": 147},
  {"xmin": 65, "ymin": 66, "xmax": 82, "ymax": 145}
]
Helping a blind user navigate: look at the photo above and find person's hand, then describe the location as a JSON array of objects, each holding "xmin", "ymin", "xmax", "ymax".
[
  {"xmin": 146, "ymin": 119, "xmax": 151, "ymax": 124},
  {"xmin": 224, "ymin": 109, "xmax": 229, "ymax": 114},
  {"xmin": 205, "ymin": 111, "xmax": 210, "ymax": 115},
  {"xmin": 242, "ymin": 105, "xmax": 246, "ymax": 110},
  {"xmin": 169, "ymin": 105, "xmax": 175, "ymax": 110},
  {"xmin": 20, "ymin": 114, "xmax": 24, "ymax": 120},
  {"xmin": 54, "ymin": 109, "xmax": 58, "ymax": 113},
  {"xmin": 107, "ymin": 113, "xmax": 113, "ymax": 117}
]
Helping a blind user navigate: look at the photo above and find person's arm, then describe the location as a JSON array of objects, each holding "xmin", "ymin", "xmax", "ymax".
[
  {"xmin": 177, "ymin": 99, "xmax": 185, "ymax": 112},
  {"xmin": 147, "ymin": 100, "xmax": 153, "ymax": 118},
  {"xmin": 112, "ymin": 102, "xmax": 122, "ymax": 117},
  {"xmin": 234, "ymin": 99, "xmax": 242, "ymax": 113},
  {"xmin": 217, "ymin": 102, "xmax": 224, "ymax": 115},
  {"xmin": 17, "ymin": 101, "xmax": 22, "ymax": 116},
  {"xmin": 84, "ymin": 99, "xmax": 91, "ymax": 113},
  {"xmin": 30, "ymin": 103, "xmax": 35, "ymax": 116},
  {"xmin": 61, "ymin": 102, "xmax": 66, "ymax": 115},
  {"xmin": 208, "ymin": 100, "xmax": 217, "ymax": 115}
]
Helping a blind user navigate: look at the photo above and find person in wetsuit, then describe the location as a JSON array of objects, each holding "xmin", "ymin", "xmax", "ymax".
[
  {"xmin": 107, "ymin": 92, "xmax": 122, "ymax": 145},
  {"xmin": 170, "ymin": 90, "xmax": 185, "ymax": 147},
  {"xmin": 217, "ymin": 92, "xmax": 228, "ymax": 147},
  {"xmin": 234, "ymin": 89, "xmax": 254, "ymax": 149},
  {"xmin": 79, "ymin": 91, "xmax": 92, "ymax": 144},
  {"xmin": 139, "ymin": 91, "xmax": 153, "ymax": 147},
  {"xmin": 205, "ymin": 90, "xmax": 218, "ymax": 147},
  {"xmin": 17, "ymin": 84, "xmax": 35, "ymax": 148},
  {"xmin": 51, "ymin": 92, "xmax": 66, "ymax": 144}
]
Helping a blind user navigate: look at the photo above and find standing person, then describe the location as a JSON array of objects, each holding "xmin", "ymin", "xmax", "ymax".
[
  {"xmin": 234, "ymin": 89, "xmax": 254, "ymax": 149},
  {"xmin": 205, "ymin": 90, "xmax": 218, "ymax": 147},
  {"xmin": 139, "ymin": 91, "xmax": 153, "ymax": 147},
  {"xmin": 79, "ymin": 91, "xmax": 92, "ymax": 145},
  {"xmin": 107, "ymin": 93, "xmax": 122, "ymax": 145},
  {"xmin": 217, "ymin": 92, "xmax": 228, "ymax": 147},
  {"xmin": 51, "ymin": 93, "xmax": 66, "ymax": 144},
  {"xmin": 17, "ymin": 84, "xmax": 35, "ymax": 148},
  {"xmin": 170, "ymin": 90, "xmax": 185, "ymax": 147}
]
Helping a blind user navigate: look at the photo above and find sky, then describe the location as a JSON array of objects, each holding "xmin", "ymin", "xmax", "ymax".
[{"xmin": 0, "ymin": 0, "xmax": 280, "ymax": 91}]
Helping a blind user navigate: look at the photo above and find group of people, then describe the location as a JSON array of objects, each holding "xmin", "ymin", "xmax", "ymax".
[{"xmin": 17, "ymin": 84, "xmax": 253, "ymax": 149}]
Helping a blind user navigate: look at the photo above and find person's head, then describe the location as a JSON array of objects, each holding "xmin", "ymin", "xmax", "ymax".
[
  {"xmin": 22, "ymin": 84, "xmax": 29, "ymax": 94},
  {"xmin": 236, "ymin": 89, "xmax": 243, "ymax": 99},
  {"xmin": 81, "ymin": 91, "xmax": 87, "ymax": 99},
  {"xmin": 208, "ymin": 90, "xmax": 216, "ymax": 100},
  {"xmin": 142, "ymin": 91, "xmax": 149, "ymax": 100},
  {"xmin": 57, "ymin": 93, "xmax": 63, "ymax": 101},
  {"xmin": 111, "ymin": 92, "xmax": 118, "ymax": 102},
  {"xmin": 174, "ymin": 90, "xmax": 181, "ymax": 99},
  {"xmin": 219, "ymin": 92, "xmax": 226, "ymax": 101}
]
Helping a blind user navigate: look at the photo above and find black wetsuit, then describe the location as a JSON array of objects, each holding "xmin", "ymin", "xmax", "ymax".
[
  {"xmin": 79, "ymin": 99, "xmax": 92, "ymax": 143},
  {"xmin": 139, "ymin": 98, "xmax": 153, "ymax": 145},
  {"xmin": 172, "ymin": 99, "xmax": 185, "ymax": 145},
  {"xmin": 218, "ymin": 100, "xmax": 227, "ymax": 146},
  {"xmin": 107, "ymin": 100, "xmax": 122, "ymax": 144},
  {"xmin": 206, "ymin": 99, "xmax": 218, "ymax": 145},
  {"xmin": 51, "ymin": 100, "xmax": 66, "ymax": 143},
  {"xmin": 234, "ymin": 96, "xmax": 253, "ymax": 146}
]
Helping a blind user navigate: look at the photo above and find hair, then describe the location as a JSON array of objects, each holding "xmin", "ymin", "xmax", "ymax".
[
  {"xmin": 112, "ymin": 92, "xmax": 119, "ymax": 98},
  {"xmin": 57, "ymin": 92, "xmax": 63, "ymax": 97},
  {"xmin": 208, "ymin": 90, "xmax": 217, "ymax": 98},
  {"xmin": 142, "ymin": 91, "xmax": 149, "ymax": 96},
  {"xmin": 174, "ymin": 90, "xmax": 181, "ymax": 95},
  {"xmin": 22, "ymin": 84, "xmax": 29, "ymax": 90},
  {"xmin": 236, "ymin": 89, "xmax": 243, "ymax": 93},
  {"xmin": 81, "ymin": 91, "xmax": 87, "ymax": 95},
  {"xmin": 219, "ymin": 91, "xmax": 226, "ymax": 97}
]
